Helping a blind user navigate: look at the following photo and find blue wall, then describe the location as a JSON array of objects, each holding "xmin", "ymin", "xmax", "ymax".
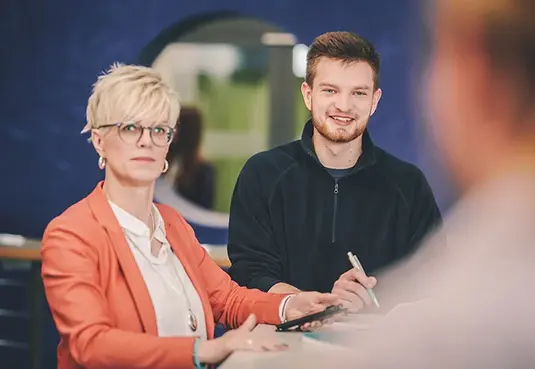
[{"xmin": 1, "ymin": 0, "xmax": 452, "ymax": 238}]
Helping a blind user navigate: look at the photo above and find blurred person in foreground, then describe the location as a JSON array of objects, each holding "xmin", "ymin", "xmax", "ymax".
[
  {"xmin": 314, "ymin": 0, "xmax": 535, "ymax": 368},
  {"xmin": 41, "ymin": 63, "xmax": 339, "ymax": 369}
]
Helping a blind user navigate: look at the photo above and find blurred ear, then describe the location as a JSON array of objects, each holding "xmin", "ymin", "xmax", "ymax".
[{"xmin": 301, "ymin": 82, "xmax": 312, "ymax": 111}]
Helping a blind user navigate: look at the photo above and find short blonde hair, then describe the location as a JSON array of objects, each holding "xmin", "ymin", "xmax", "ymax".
[{"xmin": 82, "ymin": 63, "xmax": 180, "ymax": 133}]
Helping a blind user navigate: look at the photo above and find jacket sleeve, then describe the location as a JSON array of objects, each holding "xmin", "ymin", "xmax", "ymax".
[
  {"xmin": 226, "ymin": 157, "xmax": 284, "ymax": 292},
  {"xmin": 407, "ymin": 170, "xmax": 443, "ymax": 252},
  {"xmin": 176, "ymin": 215, "xmax": 286, "ymax": 329},
  {"xmin": 41, "ymin": 220, "xmax": 197, "ymax": 369}
]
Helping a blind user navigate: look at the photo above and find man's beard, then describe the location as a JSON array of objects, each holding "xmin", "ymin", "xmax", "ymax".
[{"xmin": 311, "ymin": 109, "xmax": 369, "ymax": 143}]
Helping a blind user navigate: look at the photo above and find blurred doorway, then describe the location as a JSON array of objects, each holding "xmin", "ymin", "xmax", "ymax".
[{"xmin": 142, "ymin": 14, "xmax": 308, "ymax": 214}]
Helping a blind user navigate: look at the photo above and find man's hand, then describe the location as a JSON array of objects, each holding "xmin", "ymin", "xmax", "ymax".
[{"xmin": 332, "ymin": 268, "xmax": 377, "ymax": 313}]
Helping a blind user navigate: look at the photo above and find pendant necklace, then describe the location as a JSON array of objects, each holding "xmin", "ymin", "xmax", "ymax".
[{"xmin": 127, "ymin": 209, "xmax": 199, "ymax": 332}]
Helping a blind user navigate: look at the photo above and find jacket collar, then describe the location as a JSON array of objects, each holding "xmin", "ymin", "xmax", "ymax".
[
  {"xmin": 85, "ymin": 182, "xmax": 215, "ymax": 339},
  {"xmin": 86, "ymin": 182, "xmax": 159, "ymax": 335},
  {"xmin": 300, "ymin": 119, "xmax": 377, "ymax": 174}
]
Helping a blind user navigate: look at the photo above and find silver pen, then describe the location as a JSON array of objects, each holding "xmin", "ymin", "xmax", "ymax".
[{"xmin": 347, "ymin": 251, "xmax": 380, "ymax": 308}]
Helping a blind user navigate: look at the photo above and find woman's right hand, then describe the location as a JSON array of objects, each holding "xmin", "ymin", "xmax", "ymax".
[{"xmin": 196, "ymin": 314, "xmax": 289, "ymax": 364}]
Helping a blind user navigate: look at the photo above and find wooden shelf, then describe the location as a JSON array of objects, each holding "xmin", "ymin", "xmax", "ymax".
[{"xmin": 1, "ymin": 239, "xmax": 230, "ymax": 268}]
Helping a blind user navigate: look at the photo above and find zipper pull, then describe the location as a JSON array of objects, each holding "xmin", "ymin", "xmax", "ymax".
[{"xmin": 334, "ymin": 183, "xmax": 339, "ymax": 194}]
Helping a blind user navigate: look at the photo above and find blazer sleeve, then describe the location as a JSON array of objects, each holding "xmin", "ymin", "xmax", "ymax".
[
  {"xmin": 175, "ymin": 214, "xmax": 287, "ymax": 329},
  {"xmin": 41, "ymin": 219, "xmax": 197, "ymax": 369}
]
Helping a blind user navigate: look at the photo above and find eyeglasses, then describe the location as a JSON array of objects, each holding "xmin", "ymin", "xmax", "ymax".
[{"xmin": 97, "ymin": 122, "xmax": 176, "ymax": 147}]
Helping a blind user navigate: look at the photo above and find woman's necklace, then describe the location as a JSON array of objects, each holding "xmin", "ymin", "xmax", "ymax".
[
  {"xmin": 149, "ymin": 210, "xmax": 156, "ymax": 242},
  {"xmin": 127, "ymin": 208, "xmax": 199, "ymax": 332}
]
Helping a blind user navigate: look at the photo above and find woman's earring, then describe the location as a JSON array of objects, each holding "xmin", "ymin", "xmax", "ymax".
[
  {"xmin": 162, "ymin": 160, "xmax": 169, "ymax": 173},
  {"xmin": 98, "ymin": 156, "xmax": 106, "ymax": 170}
]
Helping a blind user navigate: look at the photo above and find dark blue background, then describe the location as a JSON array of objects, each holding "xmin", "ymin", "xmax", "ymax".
[{"xmin": 0, "ymin": 0, "xmax": 453, "ymax": 239}]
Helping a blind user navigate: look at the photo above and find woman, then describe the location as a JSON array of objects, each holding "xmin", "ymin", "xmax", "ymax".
[
  {"xmin": 166, "ymin": 106, "xmax": 215, "ymax": 210},
  {"xmin": 41, "ymin": 63, "xmax": 339, "ymax": 369}
]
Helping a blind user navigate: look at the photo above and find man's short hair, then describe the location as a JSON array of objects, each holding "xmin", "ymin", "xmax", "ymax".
[{"xmin": 305, "ymin": 31, "xmax": 381, "ymax": 90}]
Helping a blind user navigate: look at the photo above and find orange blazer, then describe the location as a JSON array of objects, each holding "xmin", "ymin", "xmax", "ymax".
[{"xmin": 41, "ymin": 182, "xmax": 285, "ymax": 369}]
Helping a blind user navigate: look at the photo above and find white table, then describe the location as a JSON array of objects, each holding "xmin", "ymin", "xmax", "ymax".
[{"xmin": 219, "ymin": 322, "xmax": 364, "ymax": 369}]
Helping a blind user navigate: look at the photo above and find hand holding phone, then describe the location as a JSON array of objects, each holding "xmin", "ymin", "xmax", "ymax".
[{"xmin": 275, "ymin": 304, "xmax": 346, "ymax": 332}]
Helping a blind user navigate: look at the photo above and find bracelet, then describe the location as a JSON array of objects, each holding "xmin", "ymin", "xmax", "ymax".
[
  {"xmin": 193, "ymin": 338, "xmax": 203, "ymax": 369},
  {"xmin": 280, "ymin": 294, "xmax": 296, "ymax": 323}
]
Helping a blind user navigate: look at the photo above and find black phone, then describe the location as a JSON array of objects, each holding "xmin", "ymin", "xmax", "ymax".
[{"xmin": 275, "ymin": 304, "xmax": 346, "ymax": 332}]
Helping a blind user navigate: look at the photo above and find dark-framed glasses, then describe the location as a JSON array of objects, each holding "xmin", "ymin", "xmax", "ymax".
[{"xmin": 97, "ymin": 122, "xmax": 176, "ymax": 147}]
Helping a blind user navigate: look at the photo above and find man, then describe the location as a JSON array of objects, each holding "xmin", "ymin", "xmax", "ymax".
[
  {"xmin": 325, "ymin": 0, "xmax": 535, "ymax": 367},
  {"xmin": 227, "ymin": 31, "xmax": 441, "ymax": 312}
]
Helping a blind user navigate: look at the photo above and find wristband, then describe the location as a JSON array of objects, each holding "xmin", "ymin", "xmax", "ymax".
[
  {"xmin": 193, "ymin": 338, "xmax": 203, "ymax": 369},
  {"xmin": 279, "ymin": 294, "xmax": 296, "ymax": 323}
]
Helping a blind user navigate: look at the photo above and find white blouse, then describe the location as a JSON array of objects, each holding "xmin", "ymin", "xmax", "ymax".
[{"xmin": 109, "ymin": 201, "xmax": 207, "ymax": 339}]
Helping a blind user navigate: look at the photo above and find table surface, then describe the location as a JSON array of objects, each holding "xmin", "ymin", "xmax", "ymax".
[
  {"xmin": 0, "ymin": 237, "xmax": 231, "ymax": 268},
  {"xmin": 219, "ymin": 324, "xmax": 355, "ymax": 369}
]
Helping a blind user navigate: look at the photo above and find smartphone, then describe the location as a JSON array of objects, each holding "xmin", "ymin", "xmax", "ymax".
[{"xmin": 275, "ymin": 304, "xmax": 346, "ymax": 332}]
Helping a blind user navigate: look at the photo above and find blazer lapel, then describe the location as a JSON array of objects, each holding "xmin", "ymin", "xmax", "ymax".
[
  {"xmin": 86, "ymin": 182, "xmax": 158, "ymax": 335},
  {"xmin": 161, "ymin": 211, "xmax": 215, "ymax": 339}
]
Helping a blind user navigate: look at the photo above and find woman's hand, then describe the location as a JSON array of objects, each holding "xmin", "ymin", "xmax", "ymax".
[
  {"xmin": 284, "ymin": 292, "xmax": 341, "ymax": 331},
  {"xmin": 196, "ymin": 314, "xmax": 289, "ymax": 365}
]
